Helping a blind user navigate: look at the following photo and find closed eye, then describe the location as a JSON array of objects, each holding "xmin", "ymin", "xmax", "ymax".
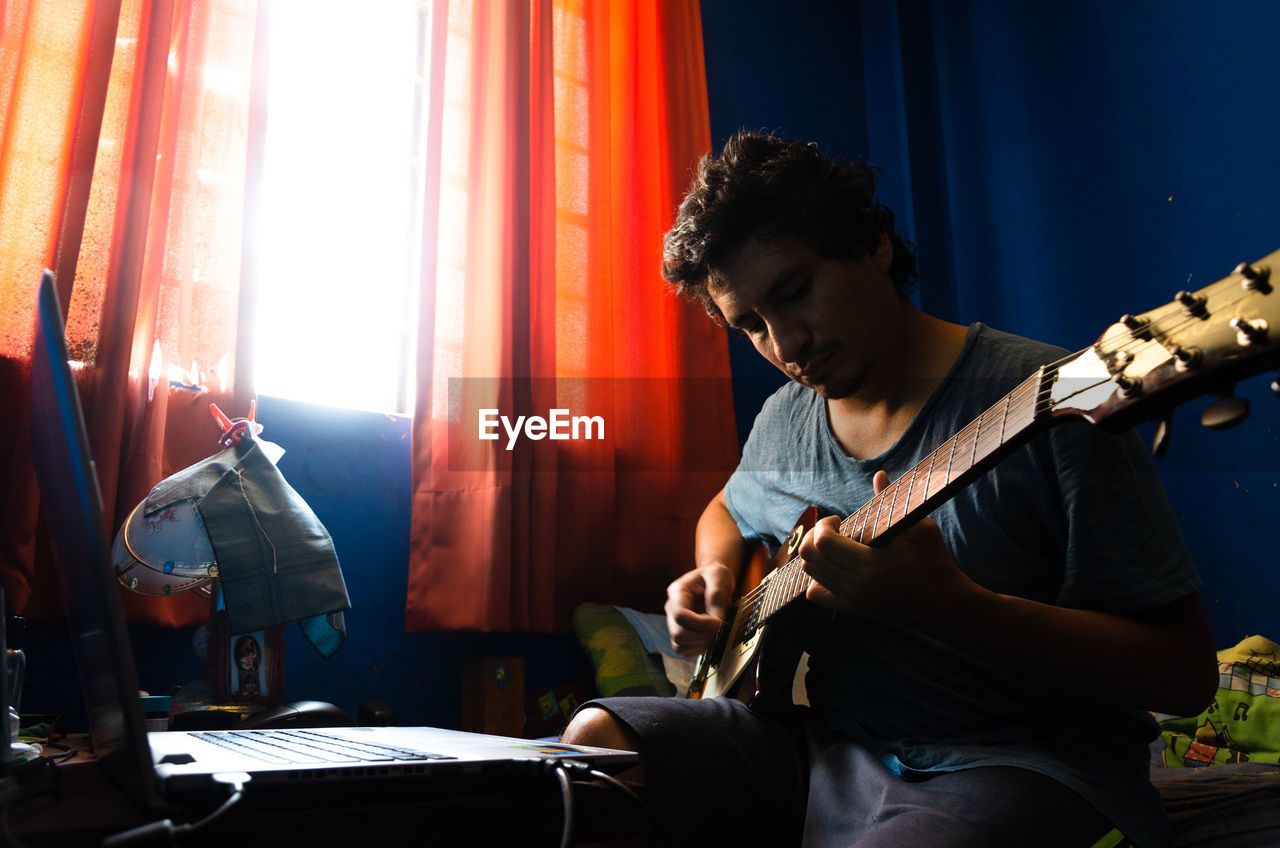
[
  {"xmin": 733, "ymin": 318, "xmax": 766, "ymax": 339},
  {"xmin": 780, "ymin": 276, "xmax": 813, "ymax": 303}
]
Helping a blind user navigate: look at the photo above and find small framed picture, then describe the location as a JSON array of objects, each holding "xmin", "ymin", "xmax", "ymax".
[{"xmin": 205, "ymin": 610, "xmax": 285, "ymax": 706}]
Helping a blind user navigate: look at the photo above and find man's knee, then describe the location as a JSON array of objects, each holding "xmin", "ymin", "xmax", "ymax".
[{"xmin": 562, "ymin": 704, "xmax": 641, "ymax": 753}]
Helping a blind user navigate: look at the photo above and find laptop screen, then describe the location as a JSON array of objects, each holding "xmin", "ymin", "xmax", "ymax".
[{"xmin": 29, "ymin": 271, "xmax": 161, "ymax": 807}]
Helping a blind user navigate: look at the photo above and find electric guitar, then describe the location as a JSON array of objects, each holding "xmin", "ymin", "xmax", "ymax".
[{"xmin": 686, "ymin": 248, "xmax": 1280, "ymax": 702}]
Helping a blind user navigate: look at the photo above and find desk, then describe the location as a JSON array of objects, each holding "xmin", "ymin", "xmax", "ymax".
[{"xmin": 4, "ymin": 736, "xmax": 651, "ymax": 847}]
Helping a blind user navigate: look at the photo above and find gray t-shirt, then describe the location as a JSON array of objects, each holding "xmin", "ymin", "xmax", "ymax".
[{"xmin": 723, "ymin": 323, "xmax": 1200, "ymax": 848}]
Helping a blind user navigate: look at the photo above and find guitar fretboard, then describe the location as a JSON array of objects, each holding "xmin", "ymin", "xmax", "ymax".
[{"xmin": 749, "ymin": 369, "xmax": 1047, "ymax": 624}]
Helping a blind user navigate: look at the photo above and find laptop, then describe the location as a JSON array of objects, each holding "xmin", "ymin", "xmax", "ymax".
[{"xmin": 27, "ymin": 270, "xmax": 636, "ymax": 812}]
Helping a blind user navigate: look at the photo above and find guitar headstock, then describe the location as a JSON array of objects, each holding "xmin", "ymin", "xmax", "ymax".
[{"xmin": 1045, "ymin": 248, "xmax": 1280, "ymax": 439}]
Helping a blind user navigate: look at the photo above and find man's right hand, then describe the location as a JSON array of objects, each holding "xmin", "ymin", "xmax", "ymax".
[{"xmin": 664, "ymin": 564, "xmax": 735, "ymax": 658}]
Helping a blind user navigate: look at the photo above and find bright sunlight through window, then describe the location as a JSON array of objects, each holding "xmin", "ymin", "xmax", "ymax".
[{"xmin": 251, "ymin": 1, "xmax": 427, "ymax": 414}]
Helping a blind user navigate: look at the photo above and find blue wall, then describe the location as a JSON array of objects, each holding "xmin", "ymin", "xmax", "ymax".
[
  {"xmin": 889, "ymin": 0, "xmax": 1280, "ymax": 646},
  {"xmin": 24, "ymin": 0, "xmax": 1278, "ymax": 734}
]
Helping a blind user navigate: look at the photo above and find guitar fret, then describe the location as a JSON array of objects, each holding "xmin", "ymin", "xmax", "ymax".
[
  {"xmin": 943, "ymin": 436, "xmax": 958, "ymax": 491},
  {"xmin": 1008, "ymin": 372, "xmax": 1041, "ymax": 433},
  {"xmin": 932, "ymin": 444, "xmax": 950, "ymax": 497},
  {"xmin": 970, "ymin": 413, "xmax": 983, "ymax": 467},
  {"xmin": 903, "ymin": 466, "xmax": 920, "ymax": 515},
  {"xmin": 871, "ymin": 492, "xmax": 887, "ymax": 538},
  {"xmin": 782, "ymin": 563, "xmax": 798, "ymax": 611},
  {"xmin": 922, "ymin": 449, "xmax": 938, "ymax": 504},
  {"xmin": 948, "ymin": 420, "xmax": 978, "ymax": 481},
  {"xmin": 762, "ymin": 570, "xmax": 780, "ymax": 619},
  {"xmin": 843, "ymin": 372, "xmax": 1048, "ymax": 550},
  {"xmin": 781, "ymin": 567, "xmax": 794, "ymax": 615},
  {"xmin": 997, "ymin": 393, "xmax": 1010, "ymax": 445},
  {"xmin": 974, "ymin": 406, "xmax": 1004, "ymax": 465}
]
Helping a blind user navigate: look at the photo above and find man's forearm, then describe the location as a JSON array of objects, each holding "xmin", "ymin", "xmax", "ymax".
[
  {"xmin": 695, "ymin": 490, "xmax": 748, "ymax": 575},
  {"xmin": 924, "ymin": 587, "xmax": 1218, "ymax": 716}
]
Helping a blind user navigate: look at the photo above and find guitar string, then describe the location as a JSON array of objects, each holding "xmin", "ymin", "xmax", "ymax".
[
  {"xmin": 736, "ymin": 350, "xmax": 1117, "ymax": 612},
  {"xmin": 731, "ymin": 277, "xmax": 1267, "ymax": 618},
  {"xmin": 1031, "ymin": 281, "xmax": 1262, "ymax": 409},
  {"xmin": 735, "ymin": 354, "xmax": 1094, "ymax": 614}
]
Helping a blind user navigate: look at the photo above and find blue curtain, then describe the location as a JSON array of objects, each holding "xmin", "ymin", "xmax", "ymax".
[{"xmin": 868, "ymin": 0, "xmax": 1280, "ymax": 646}]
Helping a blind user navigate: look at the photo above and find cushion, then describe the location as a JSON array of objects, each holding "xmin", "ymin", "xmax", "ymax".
[
  {"xmin": 572, "ymin": 602, "xmax": 676, "ymax": 698},
  {"xmin": 1158, "ymin": 634, "xmax": 1280, "ymax": 767}
]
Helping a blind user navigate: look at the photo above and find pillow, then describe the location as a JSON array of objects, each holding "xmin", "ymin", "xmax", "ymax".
[
  {"xmin": 572, "ymin": 602, "xmax": 676, "ymax": 698},
  {"xmin": 1158, "ymin": 634, "xmax": 1280, "ymax": 767}
]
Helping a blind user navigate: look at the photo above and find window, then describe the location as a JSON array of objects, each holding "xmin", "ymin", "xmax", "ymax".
[{"xmin": 249, "ymin": 1, "xmax": 430, "ymax": 414}]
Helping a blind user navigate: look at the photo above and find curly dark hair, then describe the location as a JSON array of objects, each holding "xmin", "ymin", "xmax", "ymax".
[{"xmin": 661, "ymin": 131, "xmax": 917, "ymax": 322}]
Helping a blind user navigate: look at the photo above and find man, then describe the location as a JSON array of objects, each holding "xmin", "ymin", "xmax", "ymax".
[{"xmin": 562, "ymin": 132, "xmax": 1216, "ymax": 847}]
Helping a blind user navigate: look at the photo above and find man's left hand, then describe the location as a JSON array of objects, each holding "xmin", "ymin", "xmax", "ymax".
[{"xmin": 798, "ymin": 469, "xmax": 977, "ymax": 625}]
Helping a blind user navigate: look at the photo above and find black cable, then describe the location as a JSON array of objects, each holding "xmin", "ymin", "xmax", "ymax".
[
  {"xmin": 177, "ymin": 776, "xmax": 249, "ymax": 834},
  {"xmin": 1, "ymin": 799, "xmax": 35, "ymax": 848},
  {"xmin": 531, "ymin": 758, "xmax": 664, "ymax": 847},
  {"xmin": 1, "ymin": 752, "xmax": 66, "ymax": 848},
  {"xmin": 100, "ymin": 772, "xmax": 250, "ymax": 847},
  {"xmin": 582, "ymin": 768, "xmax": 649, "ymax": 819},
  {"xmin": 577, "ymin": 768, "xmax": 664, "ymax": 847},
  {"xmin": 551, "ymin": 761, "xmax": 574, "ymax": 848}
]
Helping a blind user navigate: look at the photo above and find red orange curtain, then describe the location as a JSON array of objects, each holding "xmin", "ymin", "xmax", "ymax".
[
  {"xmin": 0, "ymin": 0, "xmax": 259, "ymax": 625},
  {"xmin": 408, "ymin": 0, "xmax": 739, "ymax": 633}
]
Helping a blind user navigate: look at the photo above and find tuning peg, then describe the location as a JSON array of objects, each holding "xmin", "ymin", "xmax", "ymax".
[
  {"xmin": 1230, "ymin": 317, "xmax": 1269, "ymax": 346},
  {"xmin": 1119, "ymin": 314, "xmax": 1152, "ymax": 340},
  {"xmin": 1152, "ymin": 416, "xmax": 1173, "ymax": 457},
  {"xmin": 1115, "ymin": 374, "xmax": 1143, "ymax": 397},
  {"xmin": 1175, "ymin": 290, "xmax": 1207, "ymax": 318},
  {"xmin": 1201, "ymin": 388, "xmax": 1251, "ymax": 430},
  {"xmin": 1236, "ymin": 262, "xmax": 1272, "ymax": 294},
  {"xmin": 1169, "ymin": 345, "xmax": 1202, "ymax": 371}
]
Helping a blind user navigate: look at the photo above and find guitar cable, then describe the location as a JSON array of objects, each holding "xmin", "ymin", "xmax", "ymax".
[
  {"xmin": 552, "ymin": 761, "xmax": 574, "ymax": 848},
  {"xmin": 522, "ymin": 757, "xmax": 664, "ymax": 847},
  {"xmin": 100, "ymin": 772, "xmax": 250, "ymax": 847}
]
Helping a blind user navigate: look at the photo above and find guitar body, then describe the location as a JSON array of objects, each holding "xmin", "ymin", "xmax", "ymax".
[{"xmin": 686, "ymin": 507, "xmax": 820, "ymax": 702}]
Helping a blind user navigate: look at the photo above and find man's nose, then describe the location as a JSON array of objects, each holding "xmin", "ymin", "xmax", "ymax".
[{"xmin": 768, "ymin": 316, "xmax": 809, "ymax": 364}]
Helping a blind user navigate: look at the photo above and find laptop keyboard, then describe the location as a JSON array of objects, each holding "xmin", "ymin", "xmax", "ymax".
[{"xmin": 189, "ymin": 729, "xmax": 454, "ymax": 766}]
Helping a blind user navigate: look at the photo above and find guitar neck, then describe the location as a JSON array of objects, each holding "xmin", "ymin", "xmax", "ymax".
[{"xmin": 753, "ymin": 368, "xmax": 1049, "ymax": 621}]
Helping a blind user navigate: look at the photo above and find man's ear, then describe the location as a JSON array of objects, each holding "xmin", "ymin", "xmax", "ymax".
[
  {"xmin": 873, "ymin": 230, "xmax": 894, "ymax": 273},
  {"xmin": 855, "ymin": 206, "xmax": 896, "ymax": 270},
  {"xmin": 854, "ymin": 208, "xmax": 894, "ymax": 273}
]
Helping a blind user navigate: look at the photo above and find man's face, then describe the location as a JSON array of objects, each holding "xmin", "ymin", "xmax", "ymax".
[{"xmin": 708, "ymin": 235, "xmax": 899, "ymax": 400}]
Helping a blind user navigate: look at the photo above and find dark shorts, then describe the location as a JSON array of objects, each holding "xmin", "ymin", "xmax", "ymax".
[{"xmin": 580, "ymin": 696, "xmax": 1120, "ymax": 848}]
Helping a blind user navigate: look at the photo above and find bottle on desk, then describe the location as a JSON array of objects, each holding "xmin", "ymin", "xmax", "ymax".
[
  {"xmin": 6, "ymin": 614, "xmax": 39, "ymax": 762},
  {"xmin": 6, "ymin": 614, "xmax": 24, "ymax": 711}
]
